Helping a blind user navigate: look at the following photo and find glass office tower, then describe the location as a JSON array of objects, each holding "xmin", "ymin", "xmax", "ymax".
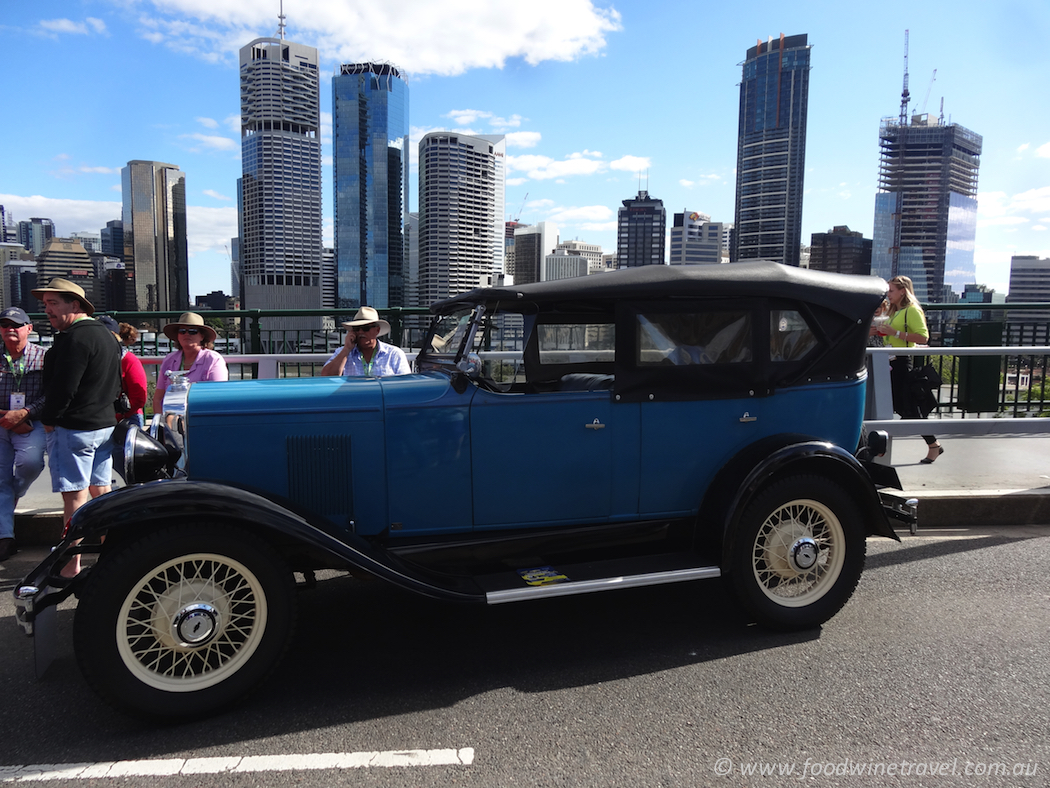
[
  {"xmin": 872, "ymin": 115, "xmax": 981, "ymax": 301},
  {"xmin": 332, "ymin": 63, "xmax": 409, "ymax": 310},
  {"xmin": 733, "ymin": 33, "xmax": 811, "ymax": 267},
  {"xmin": 121, "ymin": 160, "xmax": 189, "ymax": 312},
  {"xmin": 238, "ymin": 34, "xmax": 323, "ymax": 330}
]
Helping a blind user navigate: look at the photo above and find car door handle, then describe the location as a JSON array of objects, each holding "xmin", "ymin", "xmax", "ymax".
[
  {"xmin": 585, "ymin": 419, "xmax": 605, "ymax": 430},
  {"xmin": 739, "ymin": 411, "xmax": 757, "ymax": 423}
]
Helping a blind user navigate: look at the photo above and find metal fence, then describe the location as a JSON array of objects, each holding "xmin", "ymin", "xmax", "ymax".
[{"xmin": 25, "ymin": 302, "xmax": 1050, "ymax": 425}]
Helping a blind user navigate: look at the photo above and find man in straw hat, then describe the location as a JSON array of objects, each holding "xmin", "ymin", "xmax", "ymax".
[
  {"xmin": 321, "ymin": 306, "xmax": 410, "ymax": 378},
  {"xmin": 32, "ymin": 278, "xmax": 121, "ymax": 574}
]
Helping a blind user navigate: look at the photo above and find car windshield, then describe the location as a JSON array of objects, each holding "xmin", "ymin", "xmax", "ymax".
[{"xmin": 424, "ymin": 306, "xmax": 475, "ymax": 358}]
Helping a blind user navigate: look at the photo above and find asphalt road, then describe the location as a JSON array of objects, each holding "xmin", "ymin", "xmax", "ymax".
[{"xmin": 2, "ymin": 526, "xmax": 1049, "ymax": 787}]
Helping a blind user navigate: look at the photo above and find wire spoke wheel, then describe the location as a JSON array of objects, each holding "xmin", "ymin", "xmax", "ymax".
[
  {"xmin": 731, "ymin": 475, "xmax": 865, "ymax": 630},
  {"xmin": 117, "ymin": 553, "xmax": 267, "ymax": 691},
  {"xmin": 751, "ymin": 499, "xmax": 844, "ymax": 607},
  {"xmin": 75, "ymin": 524, "xmax": 295, "ymax": 719}
]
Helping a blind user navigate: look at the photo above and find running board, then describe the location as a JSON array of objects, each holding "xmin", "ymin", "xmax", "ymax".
[{"xmin": 484, "ymin": 564, "xmax": 722, "ymax": 605}]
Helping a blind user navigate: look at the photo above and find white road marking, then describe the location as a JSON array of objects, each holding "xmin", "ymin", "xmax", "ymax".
[{"xmin": 0, "ymin": 748, "xmax": 475, "ymax": 782}]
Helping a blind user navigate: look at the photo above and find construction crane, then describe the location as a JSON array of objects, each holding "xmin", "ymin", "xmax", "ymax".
[
  {"xmin": 513, "ymin": 192, "xmax": 528, "ymax": 223},
  {"xmin": 921, "ymin": 69, "xmax": 937, "ymax": 114},
  {"xmin": 899, "ymin": 29, "xmax": 910, "ymax": 125}
]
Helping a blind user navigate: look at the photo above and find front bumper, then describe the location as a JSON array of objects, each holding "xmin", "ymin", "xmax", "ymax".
[
  {"xmin": 13, "ymin": 539, "xmax": 91, "ymax": 636},
  {"xmin": 879, "ymin": 489, "xmax": 919, "ymax": 536}
]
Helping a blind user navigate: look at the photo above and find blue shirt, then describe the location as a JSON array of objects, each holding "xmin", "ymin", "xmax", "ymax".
[{"xmin": 326, "ymin": 340, "xmax": 410, "ymax": 377}]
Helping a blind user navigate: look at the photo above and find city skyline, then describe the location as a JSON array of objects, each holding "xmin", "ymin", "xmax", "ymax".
[{"xmin": 2, "ymin": 1, "xmax": 1048, "ymax": 300}]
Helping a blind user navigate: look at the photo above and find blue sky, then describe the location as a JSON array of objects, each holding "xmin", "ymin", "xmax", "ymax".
[{"xmin": 2, "ymin": 0, "xmax": 1049, "ymax": 300}]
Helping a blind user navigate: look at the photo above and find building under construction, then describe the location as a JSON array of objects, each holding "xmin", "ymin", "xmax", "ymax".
[{"xmin": 871, "ymin": 112, "xmax": 982, "ymax": 304}]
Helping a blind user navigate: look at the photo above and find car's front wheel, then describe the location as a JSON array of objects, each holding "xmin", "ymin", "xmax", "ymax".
[
  {"xmin": 729, "ymin": 475, "xmax": 865, "ymax": 630},
  {"xmin": 74, "ymin": 523, "xmax": 296, "ymax": 720}
]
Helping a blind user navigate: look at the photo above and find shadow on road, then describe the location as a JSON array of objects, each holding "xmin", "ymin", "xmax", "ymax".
[{"xmin": 3, "ymin": 568, "xmax": 820, "ymax": 759}]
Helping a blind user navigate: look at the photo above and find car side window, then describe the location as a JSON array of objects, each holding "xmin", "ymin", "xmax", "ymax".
[
  {"xmin": 636, "ymin": 311, "xmax": 752, "ymax": 366},
  {"xmin": 770, "ymin": 309, "xmax": 818, "ymax": 362}
]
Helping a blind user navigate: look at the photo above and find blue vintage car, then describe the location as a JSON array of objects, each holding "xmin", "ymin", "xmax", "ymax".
[{"xmin": 15, "ymin": 261, "xmax": 912, "ymax": 719}]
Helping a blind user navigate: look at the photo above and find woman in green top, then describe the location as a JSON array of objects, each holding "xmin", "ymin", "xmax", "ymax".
[{"xmin": 874, "ymin": 275, "xmax": 943, "ymax": 464}]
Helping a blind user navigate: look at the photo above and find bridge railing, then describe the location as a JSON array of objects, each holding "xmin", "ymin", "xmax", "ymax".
[{"xmin": 865, "ymin": 345, "xmax": 1050, "ymax": 437}]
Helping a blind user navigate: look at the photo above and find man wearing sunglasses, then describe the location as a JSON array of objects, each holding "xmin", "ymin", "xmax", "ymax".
[
  {"xmin": 0, "ymin": 307, "xmax": 47, "ymax": 561},
  {"xmin": 321, "ymin": 306, "xmax": 410, "ymax": 378}
]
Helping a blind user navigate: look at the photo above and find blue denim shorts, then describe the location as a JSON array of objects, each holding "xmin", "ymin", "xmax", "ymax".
[{"xmin": 46, "ymin": 426, "xmax": 115, "ymax": 493}]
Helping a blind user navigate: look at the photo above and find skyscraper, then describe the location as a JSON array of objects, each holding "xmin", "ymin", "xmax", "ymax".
[
  {"xmin": 238, "ymin": 25, "xmax": 323, "ymax": 328},
  {"xmin": 332, "ymin": 62, "xmax": 409, "ymax": 311},
  {"xmin": 871, "ymin": 114, "xmax": 981, "ymax": 302},
  {"xmin": 512, "ymin": 222, "xmax": 559, "ymax": 285},
  {"xmin": 121, "ymin": 160, "xmax": 189, "ymax": 312},
  {"xmin": 669, "ymin": 211, "xmax": 727, "ymax": 266},
  {"xmin": 617, "ymin": 190, "xmax": 665, "ymax": 267},
  {"xmin": 809, "ymin": 225, "xmax": 872, "ymax": 276},
  {"xmin": 418, "ymin": 132, "xmax": 505, "ymax": 304},
  {"xmin": 18, "ymin": 217, "xmax": 56, "ymax": 257},
  {"xmin": 733, "ymin": 33, "xmax": 811, "ymax": 267},
  {"xmin": 37, "ymin": 239, "xmax": 100, "ymax": 310},
  {"xmin": 100, "ymin": 219, "xmax": 124, "ymax": 260}
]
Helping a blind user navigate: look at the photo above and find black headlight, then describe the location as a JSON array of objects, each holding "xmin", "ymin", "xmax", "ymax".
[{"xmin": 113, "ymin": 419, "xmax": 183, "ymax": 484}]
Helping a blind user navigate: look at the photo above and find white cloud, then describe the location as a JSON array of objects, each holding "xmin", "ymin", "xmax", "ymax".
[
  {"xmin": 179, "ymin": 132, "xmax": 238, "ymax": 152},
  {"xmin": 1017, "ymin": 143, "xmax": 1030, "ymax": 153},
  {"xmin": 196, "ymin": 116, "xmax": 219, "ymax": 129},
  {"xmin": 507, "ymin": 153, "xmax": 605, "ymax": 180},
  {"xmin": 130, "ymin": 0, "xmax": 622, "ymax": 76},
  {"xmin": 38, "ymin": 18, "xmax": 107, "ymax": 36},
  {"xmin": 224, "ymin": 114, "xmax": 241, "ymax": 134},
  {"xmin": 0, "ymin": 194, "xmax": 122, "ymax": 236},
  {"xmin": 978, "ymin": 216, "xmax": 1029, "ymax": 229},
  {"xmin": 445, "ymin": 109, "xmax": 489, "ymax": 126},
  {"xmin": 506, "ymin": 177, "xmax": 528, "ymax": 187},
  {"xmin": 79, "ymin": 165, "xmax": 121, "ymax": 175},
  {"xmin": 680, "ymin": 179, "xmax": 695, "ymax": 188},
  {"xmin": 203, "ymin": 189, "xmax": 231, "ymax": 201},
  {"xmin": 0, "ymin": 194, "xmax": 237, "ymax": 259},
  {"xmin": 185, "ymin": 205, "xmax": 238, "ymax": 255},
  {"xmin": 579, "ymin": 221, "xmax": 617, "ymax": 233},
  {"xmin": 609, "ymin": 155, "xmax": 651, "ymax": 173},
  {"xmin": 546, "ymin": 205, "xmax": 615, "ymax": 224},
  {"xmin": 505, "ymin": 131, "xmax": 541, "ymax": 149},
  {"xmin": 1037, "ymin": 142, "xmax": 1050, "ymax": 158}
]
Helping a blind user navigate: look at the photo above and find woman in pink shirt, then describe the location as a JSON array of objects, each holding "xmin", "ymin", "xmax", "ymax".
[{"xmin": 152, "ymin": 312, "xmax": 228, "ymax": 414}]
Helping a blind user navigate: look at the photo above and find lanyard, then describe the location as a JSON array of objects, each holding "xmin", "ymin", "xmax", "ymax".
[{"xmin": 3, "ymin": 350, "xmax": 25, "ymax": 391}]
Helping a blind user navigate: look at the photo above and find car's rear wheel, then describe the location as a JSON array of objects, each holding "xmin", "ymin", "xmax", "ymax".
[
  {"xmin": 729, "ymin": 475, "xmax": 865, "ymax": 630},
  {"xmin": 74, "ymin": 523, "xmax": 296, "ymax": 720}
]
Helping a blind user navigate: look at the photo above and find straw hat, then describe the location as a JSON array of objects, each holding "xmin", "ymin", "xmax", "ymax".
[
  {"xmin": 31, "ymin": 277, "xmax": 95, "ymax": 315},
  {"xmin": 163, "ymin": 312, "xmax": 217, "ymax": 344},
  {"xmin": 341, "ymin": 306, "xmax": 391, "ymax": 337}
]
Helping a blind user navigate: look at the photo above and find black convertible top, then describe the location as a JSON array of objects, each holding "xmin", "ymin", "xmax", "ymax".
[{"xmin": 432, "ymin": 260, "xmax": 887, "ymax": 320}]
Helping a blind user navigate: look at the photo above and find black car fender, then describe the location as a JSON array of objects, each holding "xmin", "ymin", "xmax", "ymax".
[
  {"xmin": 696, "ymin": 434, "xmax": 900, "ymax": 569},
  {"xmin": 65, "ymin": 479, "xmax": 485, "ymax": 603}
]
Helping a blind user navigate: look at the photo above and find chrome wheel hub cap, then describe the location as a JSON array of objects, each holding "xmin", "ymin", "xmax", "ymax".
[
  {"xmin": 172, "ymin": 603, "xmax": 220, "ymax": 646},
  {"xmin": 789, "ymin": 537, "xmax": 819, "ymax": 572}
]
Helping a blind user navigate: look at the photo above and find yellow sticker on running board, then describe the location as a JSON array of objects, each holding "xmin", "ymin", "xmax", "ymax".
[{"xmin": 519, "ymin": 567, "xmax": 570, "ymax": 586}]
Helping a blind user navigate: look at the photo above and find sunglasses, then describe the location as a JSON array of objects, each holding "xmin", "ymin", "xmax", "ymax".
[
  {"xmin": 353, "ymin": 324, "xmax": 378, "ymax": 333},
  {"xmin": 178, "ymin": 328, "xmax": 200, "ymax": 335},
  {"xmin": 0, "ymin": 321, "xmax": 25, "ymax": 329}
]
